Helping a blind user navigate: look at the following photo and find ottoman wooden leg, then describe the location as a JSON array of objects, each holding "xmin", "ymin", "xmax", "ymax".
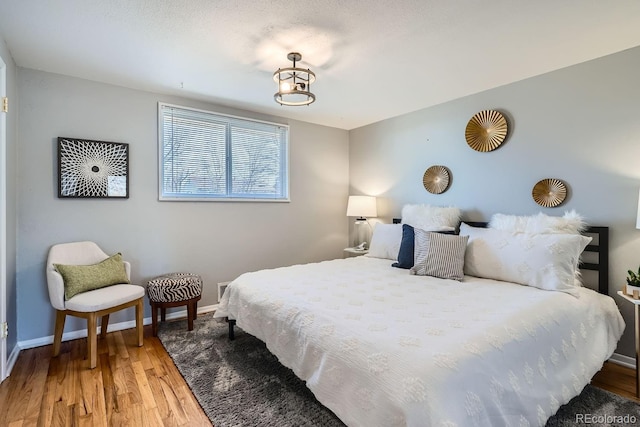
[
  {"xmin": 187, "ymin": 302, "xmax": 195, "ymax": 331},
  {"xmin": 151, "ymin": 302, "xmax": 158, "ymax": 337}
]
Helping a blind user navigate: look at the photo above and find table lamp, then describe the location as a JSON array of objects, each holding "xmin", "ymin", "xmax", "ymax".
[{"xmin": 346, "ymin": 195, "xmax": 377, "ymax": 248}]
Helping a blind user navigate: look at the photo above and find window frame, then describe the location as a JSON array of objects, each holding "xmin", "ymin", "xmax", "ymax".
[{"xmin": 158, "ymin": 102, "xmax": 290, "ymax": 202}]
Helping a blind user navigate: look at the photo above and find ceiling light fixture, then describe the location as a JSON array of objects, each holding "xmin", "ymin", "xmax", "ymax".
[{"xmin": 273, "ymin": 52, "xmax": 316, "ymax": 106}]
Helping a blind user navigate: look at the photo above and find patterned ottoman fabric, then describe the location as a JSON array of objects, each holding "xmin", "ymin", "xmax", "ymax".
[{"xmin": 147, "ymin": 272, "xmax": 202, "ymax": 303}]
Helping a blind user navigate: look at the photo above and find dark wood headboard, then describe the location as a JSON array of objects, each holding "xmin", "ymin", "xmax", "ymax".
[{"xmin": 392, "ymin": 219, "xmax": 609, "ymax": 295}]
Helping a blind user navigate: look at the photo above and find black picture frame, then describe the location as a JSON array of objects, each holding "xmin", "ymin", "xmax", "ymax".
[{"xmin": 57, "ymin": 137, "xmax": 129, "ymax": 198}]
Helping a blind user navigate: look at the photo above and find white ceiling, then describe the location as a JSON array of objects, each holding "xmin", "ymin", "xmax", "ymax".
[{"xmin": 1, "ymin": 0, "xmax": 639, "ymax": 130}]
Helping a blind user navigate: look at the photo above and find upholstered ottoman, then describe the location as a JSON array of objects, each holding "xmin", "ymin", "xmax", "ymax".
[{"xmin": 147, "ymin": 272, "xmax": 202, "ymax": 336}]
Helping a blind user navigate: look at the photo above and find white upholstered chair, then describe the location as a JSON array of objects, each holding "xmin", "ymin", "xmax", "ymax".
[{"xmin": 46, "ymin": 241, "xmax": 145, "ymax": 369}]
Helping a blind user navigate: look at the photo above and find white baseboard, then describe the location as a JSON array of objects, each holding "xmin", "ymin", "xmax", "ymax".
[
  {"xmin": 17, "ymin": 304, "xmax": 219, "ymax": 351},
  {"xmin": 608, "ymin": 352, "xmax": 635, "ymax": 369},
  {"xmin": 3, "ymin": 343, "xmax": 20, "ymax": 379}
]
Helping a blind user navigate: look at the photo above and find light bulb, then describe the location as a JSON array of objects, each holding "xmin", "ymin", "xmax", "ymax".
[{"xmin": 280, "ymin": 82, "xmax": 292, "ymax": 92}]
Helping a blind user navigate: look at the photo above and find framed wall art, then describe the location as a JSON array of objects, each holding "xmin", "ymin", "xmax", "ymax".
[{"xmin": 57, "ymin": 137, "xmax": 129, "ymax": 198}]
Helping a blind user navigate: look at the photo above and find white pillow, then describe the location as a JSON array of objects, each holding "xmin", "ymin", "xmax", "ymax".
[
  {"xmin": 489, "ymin": 210, "xmax": 588, "ymax": 287},
  {"xmin": 401, "ymin": 204, "xmax": 460, "ymax": 231},
  {"xmin": 460, "ymin": 223, "xmax": 592, "ymax": 296},
  {"xmin": 489, "ymin": 210, "xmax": 586, "ymax": 235},
  {"xmin": 366, "ymin": 223, "xmax": 402, "ymax": 260}
]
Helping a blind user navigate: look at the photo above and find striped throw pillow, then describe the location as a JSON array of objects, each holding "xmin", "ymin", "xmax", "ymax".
[{"xmin": 410, "ymin": 229, "xmax": 469, "ymax": 281}]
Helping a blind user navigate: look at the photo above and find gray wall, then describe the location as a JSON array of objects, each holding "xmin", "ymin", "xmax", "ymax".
[
  {"xmin": 0, "ymin": 30, "xmax": 18, "ymax": 361},
  {"xmin": 349, "ymin": 46, "xmax": 640, "ymax": 358},
  {"xmin": 16, "ymin": 69, "xmax": 349, "ymax": 341}
]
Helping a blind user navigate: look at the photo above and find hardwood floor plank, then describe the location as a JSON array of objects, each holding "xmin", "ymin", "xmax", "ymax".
[
  {"xmin": 146, "ymin": 338, "xmax": 169, "ymax": 378},
  {"xmin": 131, "ymin": 360, "xmax": 156, "ymax": 411},
  {"xmin": 105, "ymin": 333, "xmax": 118, "ymax": 358},
  {"xmin": 110, "ymin": 356, "xmax": 128, "ymax": 397},
  {"xmin": 22, "ymin": 349, "xmax": 50, "ymax": 426},
  {"xmin": 0, "ymin": 368, "xmax": 10, "ymax": 425},
  {"xmin": 4, "ymin": 347, "xmax": 38, "ymax": 423},
  {"xmin": 144, "ymin": 367, "xmax": 171, "ymax": 419},
  {"xmin": 175, "ymin": 384, "xmax": 211, "ymax": 426},
  {"xmin": 77, "ymin": 358, "xmax": 108, "ymax": 427},
  {"xmin": 51, "ymin": 400, "xmax": 67, "ymax": 427},
  {"xmin": 145, "ymin": 407, "xmax": 167, "ymax": 427},
  {"xmin": 157, "ymin": 375, "xmax": 189, "ymax": 426},
  {"xmin": 122, "ymin": 362, "xmax": 143, "ymax": 406},
  {"xmin": 114, "ymin": 331, "xmax": 130, "ymax": 361},
  {"xmin": 35, "ymin": 370, "xmax": 58, "ymax": 427},
  {"xmin": 62, "ymin": 353, "xmax": 79, "ymax": 408}
]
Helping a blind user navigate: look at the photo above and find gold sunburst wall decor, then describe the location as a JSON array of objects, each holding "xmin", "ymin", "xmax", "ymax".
[
  {"xmin": 423, "ymin": 165, "xmax": 451, "ymax": 194},
  {"xmin": 465, "ymin": 110, "xmax": 508, "ymax": 152},
  {"xmin": 532, "ymin": 178, "xmax": 567, "ymax": 207}
]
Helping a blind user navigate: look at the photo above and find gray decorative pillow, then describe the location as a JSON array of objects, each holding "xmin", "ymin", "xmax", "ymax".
[{"xmin": 410, "ymin": 229, "xmax": 469, "ymax": 281}]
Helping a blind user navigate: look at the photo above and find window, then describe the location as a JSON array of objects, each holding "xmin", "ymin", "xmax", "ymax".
[{"xmin": 158, "ymin": 103, "xmax": 289, "ymax": 201}]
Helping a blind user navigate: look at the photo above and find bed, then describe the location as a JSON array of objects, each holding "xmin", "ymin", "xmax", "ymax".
[{"xmin": 214, "ymin": 211, "xmax": 624, "ymax": 427}]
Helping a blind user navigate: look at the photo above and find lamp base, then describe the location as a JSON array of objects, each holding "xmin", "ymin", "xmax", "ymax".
[{"xmin": 353, "ymin": 219, "xmax": 371, "ymax": 249}]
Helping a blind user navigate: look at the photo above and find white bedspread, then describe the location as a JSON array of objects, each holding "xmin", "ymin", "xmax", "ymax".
[{"xmin": 214, "ymin": 256, "xmax": 624, "ymax": 427}]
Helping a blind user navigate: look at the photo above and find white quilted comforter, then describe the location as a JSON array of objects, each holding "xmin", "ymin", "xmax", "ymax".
[{"xmin": 214, "ymin": 256, "xmax": 624, "ymax": 427}]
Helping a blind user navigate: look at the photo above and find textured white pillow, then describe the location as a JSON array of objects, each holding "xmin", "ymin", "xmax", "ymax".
[
  {"xmin": 460, "ymin": 223, "xmax": 592, "ymax": 295},
  {"xmin": 401, "ymin": 204, "xmax": 460, "ymax": 231},
  {"xmin": 366, "ymin": 223, "xmax": 402, "ymax": 260},
  {"xmin": 489, "ymin": 210, "xmax": 588, "ymax": 287},
  {"xmin": 489, "ymin": 210, "xmax": 586, "ymax": 235}
]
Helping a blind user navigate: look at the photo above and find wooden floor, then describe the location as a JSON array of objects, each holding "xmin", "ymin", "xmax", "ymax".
[
  {"xmin": 0, "ymin": 325, "xmax": 211, "ymax": 427},
  {"xmin": 592, "ymin": 360, "xmax": 640, "ymax": 403},
  {"xmin": 0, "ymin": 324, "xmax": 638, "ymax": 426}
]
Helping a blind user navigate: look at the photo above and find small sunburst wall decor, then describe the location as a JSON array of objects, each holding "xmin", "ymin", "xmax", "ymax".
[
  {"xmin": 423, "ymin": 165, "xmax": 451, "ymax": 194},
  {"xmin": 57, "ymin": 137, "xmax": 129, "ymax": 198},
  {"xmin": 532, "ymin": 178, "xmax": 567, "ymax": 207}
]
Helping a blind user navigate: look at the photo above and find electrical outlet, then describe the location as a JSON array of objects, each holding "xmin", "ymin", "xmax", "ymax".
[
  {"xmin": 0, "ymin": 322, "xmax": 7, "ymax": 339},
  {"xmin": 217, "ymin": 281, "xmax": 230, "ymax": 303}
]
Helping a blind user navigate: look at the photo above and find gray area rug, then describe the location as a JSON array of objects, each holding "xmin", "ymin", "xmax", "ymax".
[{"xmin": 157, "ymin": 313, "xmax": 640, "ymax": 427}]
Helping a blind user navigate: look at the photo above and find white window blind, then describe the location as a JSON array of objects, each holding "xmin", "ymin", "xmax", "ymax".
[{"xmin": 159, "ymin": 103, "xmax": 289, "ymax": 201}]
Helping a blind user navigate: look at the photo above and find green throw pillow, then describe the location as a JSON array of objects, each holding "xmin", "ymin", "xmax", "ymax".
[{"xmin": 55, "ymin": 253, "xmax": 130, "ymax": 300}]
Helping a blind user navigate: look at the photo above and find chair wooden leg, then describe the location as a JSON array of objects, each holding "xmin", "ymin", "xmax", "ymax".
[
  {"xmin": 87, "ymin": 313, "xmax": 98, "ymax": 369},
  {"xmin": 151, "ymin": 302, "xmax": 158, "ymax": 337},
  {"xmin": 52, "ymin": 310, "xmax": 66, "ymax": 357},
  {"xmin": 100, "ymin": 314, "xmax": 110, "ymax": 339},
  {"xmin": 136, "ymin": 298, "xmax": 143, "ymax": 346}
]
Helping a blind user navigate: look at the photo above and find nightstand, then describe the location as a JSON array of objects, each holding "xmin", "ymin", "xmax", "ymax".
[
  {"xmin": 344, "ymin": 247, "xmax": 368, "ymax": 258},
  {"xmin": 617, "ymin": 290, "xmax": 640, "ymax": 397}
]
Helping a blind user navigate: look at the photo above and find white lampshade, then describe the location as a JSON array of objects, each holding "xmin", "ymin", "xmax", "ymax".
[
  {"xmin": 636, "ymin": 188, "xmax": 640, "ymax": 229},
  {"xmin": 346, "ymin": 195, "xmax": 377, "ymax": 218}
]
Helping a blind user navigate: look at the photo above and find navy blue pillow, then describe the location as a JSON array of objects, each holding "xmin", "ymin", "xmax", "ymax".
[
  {"xmin": 392, "ymin": 224, "xmax": 415, "ymax": 269},
  {"xmin": 392, "ymin": 224, "xmax": 458, "ymax": 269}
]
